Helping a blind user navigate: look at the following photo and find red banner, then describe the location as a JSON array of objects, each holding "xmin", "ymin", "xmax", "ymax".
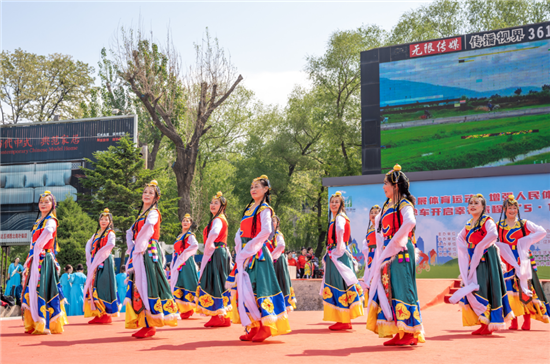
[{"xmin": 409, "ymin": 37, "xmax": 462, "ymax": 58}]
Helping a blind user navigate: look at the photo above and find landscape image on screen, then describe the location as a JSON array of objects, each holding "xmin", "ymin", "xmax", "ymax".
[{"xmin": 379, "ymin": 39, "xmax": 550, "ymax": 172}]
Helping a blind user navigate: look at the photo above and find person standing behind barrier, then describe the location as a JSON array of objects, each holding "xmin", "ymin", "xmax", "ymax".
[
  {"xmin": 69, "ymin": 264, "xmax": 86, "ymax": 316},
  {"xmin": 297, "ymin": 248, "xmax": 307, "ymax": 278},
  {"xmin": 83, "ymin": 208, "xmax": 120, "ymax": 324},
  {"xmin": 365, "ymin": 165, "xmax": 424, "ymax": 346},
  {"xmin": 5, "ymin": 257, "xmax": 23, "ymax": 298},
  {"xmin": 320, "ymin": 191, "xmax": 363, "ymax": 331},
  {"xmin": 307, "ymin": 247, "xmax": 319, "ymax": 278},
  {"xmin": 448, "ymin": 193, "xmax": 513, "ymax": 336},
  {"xmin": 496, "ymin": 194, "xmax": 548, "ymax": 330},
  {"xmin": 116, "ymin": 265, "xmax": 127, "ymax": 313},
  {"xmin": 170, "ymin": 213, "xmax": 199, "ymax": 321},
  {"xmin": 60, "ymin": 265, "xmax": 72, "ymax": 310}
]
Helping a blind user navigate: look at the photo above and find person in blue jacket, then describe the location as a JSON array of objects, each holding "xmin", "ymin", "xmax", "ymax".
[
  {"xmin": 68, "ymin": 264, "xmax": 86, "ymax": 316},
  {"xmin": 4, "ymin": 257, "xmax": 23, "ymax": 298},
  {"xmin": 116, "ymin": 265, "xmax": 128, "ymax": 313},
  {"xmin": 59, "ymin": 265, "xmax": 73, "ymax": 309}
]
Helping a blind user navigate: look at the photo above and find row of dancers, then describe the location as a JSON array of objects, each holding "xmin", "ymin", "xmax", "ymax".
[{"xmin": 20, "ymin": 166, "xmax": 549, "ymax": 346}]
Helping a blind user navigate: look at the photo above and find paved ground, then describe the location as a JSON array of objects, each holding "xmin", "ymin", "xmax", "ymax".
[{"xmin": 2, "ymin": 280, "xmax": 548, "ymax": 363}]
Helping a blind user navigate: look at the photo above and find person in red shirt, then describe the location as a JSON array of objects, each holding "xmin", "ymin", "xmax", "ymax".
[
  {"xmin": 287, "ymin": 251, "xmax": 297, "ymax": 267},
  {"xmin": 297, "ymin": 248, "xmax": 307, "ymax": 278}
]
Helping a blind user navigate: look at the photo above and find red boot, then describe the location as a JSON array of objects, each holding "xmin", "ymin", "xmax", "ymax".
[
  {"xmin": 509, "ymin": 317, "xmax": 518, "ymax": 330},
  {"xmin": 480, "ymin": 325, "xmax": 493, "ymax": 335},
  {"xmin": 328, "ymin": 322, "xmax": 352, "ymax": 331},
  {"xmin": 180, "ymin": 310, "xmax": 194, "ymax": 320},
  {"xmin": 521, "ymin": 314, "xmax": 531, "ymax": 331},
  {"xmin": 383, "ymin": 334, "xmax": 401, "ymax": 346},
  {"xmin": 239, "ymin": 326, "xmax": 259, "ymax": 341},
  {"xmin": 88, "ymin": 316, "xmax": 100, "ymax": 324},
  {"xmin": 252, "ymin": 323, "xmax": 272, "ymax": 342},
  {"xmin": 395, "ymin": 333, "xmax": 415, "ymax": 345},
  {"xmin": 132, "ymin": 327, "xmax": 149, "ymax": 337},
  {"xmin": 472, "ymin": 324, "xmax": 488, "ymax": 335},
  {"xmin": 219, "ymin": 317, "xmax": 231, "ymax": 327},
  {"xmin": 135, "ymin": 327, "xmax": 156, "ymax": 338},
  {"xmin": 205, "ymin": 315, "xmax": 225, "ymax": 327},
  {"xmin": 96, "ymin": 315, "xmax": 112, "ymax": 324}
]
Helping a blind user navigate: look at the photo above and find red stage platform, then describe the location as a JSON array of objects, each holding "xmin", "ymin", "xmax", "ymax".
[{"xmin": 2, "ymin": 280, "xmax": 549, "ymax": 364}]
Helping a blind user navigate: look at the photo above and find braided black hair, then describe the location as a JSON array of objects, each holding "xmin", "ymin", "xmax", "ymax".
[
  {"xmin": 497, "ymin": 198, "xmax": 527, "ymax": 242},
  {"xmin": 377, "ymin": 171, "xmax": 416, "ymax": 236},
  {"xmin": 32, "ymin": 193, "xmax": 56, "ymax": 232},
  {"xmin": 468, "ymin": 195, "xmax": 487, "ymax": 233},
  {"xmin": 242, "ymin": 178, "xmax": 271, "ymax": 237},
  {"xmin": 367, "ymin": 205, "xmax": 381, "ymax": 233},
  {"xmin": 326, "ymin": 194, "xmax": 346, "ymax": 246},
  {"xmin": 206, "ymin": 196, "xmax": 227, "ymax": 237}
]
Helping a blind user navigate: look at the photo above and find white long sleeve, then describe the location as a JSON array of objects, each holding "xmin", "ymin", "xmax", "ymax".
[
  {"xmin": 235, "ymin": 229, "xmax": 242, "ymax": 253},
  {"xmin": 236, "ymin": 208, "xmax": 272, "ymax": 265},
  {"xmin": 198, "ymin": 218, "xmax": 224, "ymax": 279},
  {"xmin": 85, "ymin": 236, "xmax": 94, "ymax": 267},
  {"xmin": 271, "ymin": 232, "xmax": 286, "ymax": 260},
  {"xmin": 134, "ymin": 210, "xmax": 159, "ymax": 254},
  {"xmin": 33, "ymin": 219, "xmax": 56, "ymax": 255},
  {"xmin": 456, "ymin": 227, "xmax": 470, "ymax": 284},
  {"xmin": 170, "ymin": 233, "xmax": 199, "ymax": 292},
  {"xmin": 204, "ymin": 219, "xmax": 223, "ymax": 252},
  {"xmin": 83, "ymin": 232, "xmax": 116, "ymax": 301},
  {"xmin": 125, "ymin": 228, "xmax": 134, "ymax": 253},
  {"xmin": 467, "ymin": 219, "xmax": 498, "ymax": 282},
  {"xmin": 334, "ymin": 215, "xmax": 347, "ymax": 256},
  {"xmin": 375, "ymin": 205, "xmax": 415, "ymax": 265}
]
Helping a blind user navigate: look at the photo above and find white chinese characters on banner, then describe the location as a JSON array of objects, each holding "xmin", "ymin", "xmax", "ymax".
[
  {"xmin": 469, "ymin": 24, "xmax": 550, "ymax": 49},
  {"xmin": 409, "ymin": 37, "xmax": 462, "ymax": 58}
]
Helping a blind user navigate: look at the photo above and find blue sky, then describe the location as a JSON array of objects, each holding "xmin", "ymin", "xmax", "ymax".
[
  {"xmin": 380, "ymin": 39, "xmax": 550, "ymax": 105},
  {"xmin": 2, "ymin": 1, "xmax": 431, "ymax": 106}
]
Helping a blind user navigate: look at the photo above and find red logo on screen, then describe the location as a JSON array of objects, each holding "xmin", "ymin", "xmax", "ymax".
[{"xmin": 409, "ymin": 37, "xmax": 462, "ymax": 58}]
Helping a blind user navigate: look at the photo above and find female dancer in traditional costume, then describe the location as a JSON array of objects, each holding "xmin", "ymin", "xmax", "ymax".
[
  {"xmin": 83, "ymin": 208, "xmax": 120, "ymax": 323},
  {"xmin": 321, "ymin": 191, "xmax": 363, "ymax": 330},
  {"xmin": 496, "ymin": 195, "xmax": 549, "ymax": 330},
  {"xmin": 196, "ymin": 192, "xmax": 232, "ymax": 327},
  {"xmin": 449, "ymin": 193, "xmax": 514, "ymax": 335},
  {"xmin": 268, "ymin": 215, "xmax": 296, "ymax": 312},
  {"xmin": 232, "ymin": 175, "xmax": 291, "ymax": 342},
  {"xmin": 21, "ymin": 191, "xmax": 68, "ymax": 334},
  {"xmin": 359, "ymin": 205, "xmax": 381, "ymax": 299},
  {"xmin": 170, "ymin": 213, "xmax": 199, "ymax": 320},
  {"xmin": 124, "ymin": 180, "xmax": 178, "ymax": 338},
  {"xmin": 366, "ymin": 165, "xmax": 424, "ymax": 346}
]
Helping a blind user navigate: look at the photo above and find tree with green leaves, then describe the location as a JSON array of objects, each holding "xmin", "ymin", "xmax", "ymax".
[
  {"xmin": 55, "ymin": 197, "xmax": 96, "ymax": 271},
  {"xmin": 78, "ymin": 136, "xmax": 177, "ymax": 257},
  {"xmin": 306, "ymin": 25, "xmax": 388, "ymax": 177},
  {"xmin": 0, "ymin": 48, "xmax": 94, "ymax": 124},
  {"xmin": 389, "ymin": 0, "xmax": 550, "ymax": 44}
]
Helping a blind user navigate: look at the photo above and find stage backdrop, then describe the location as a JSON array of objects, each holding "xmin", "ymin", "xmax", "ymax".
[{"xmin": 328, "ymin": 173, "xmax": 550, "ymax": 278}]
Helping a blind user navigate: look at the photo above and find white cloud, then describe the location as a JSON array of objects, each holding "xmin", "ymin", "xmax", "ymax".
[{"xmin": 242, "ymin": 71, "xmax": 311, "ymax": 107}]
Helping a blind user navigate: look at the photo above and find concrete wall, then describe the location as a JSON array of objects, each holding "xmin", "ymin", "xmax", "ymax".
[{"xmin": 292, "ymin": 279, "xmax": 323, "ymax": 311}]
